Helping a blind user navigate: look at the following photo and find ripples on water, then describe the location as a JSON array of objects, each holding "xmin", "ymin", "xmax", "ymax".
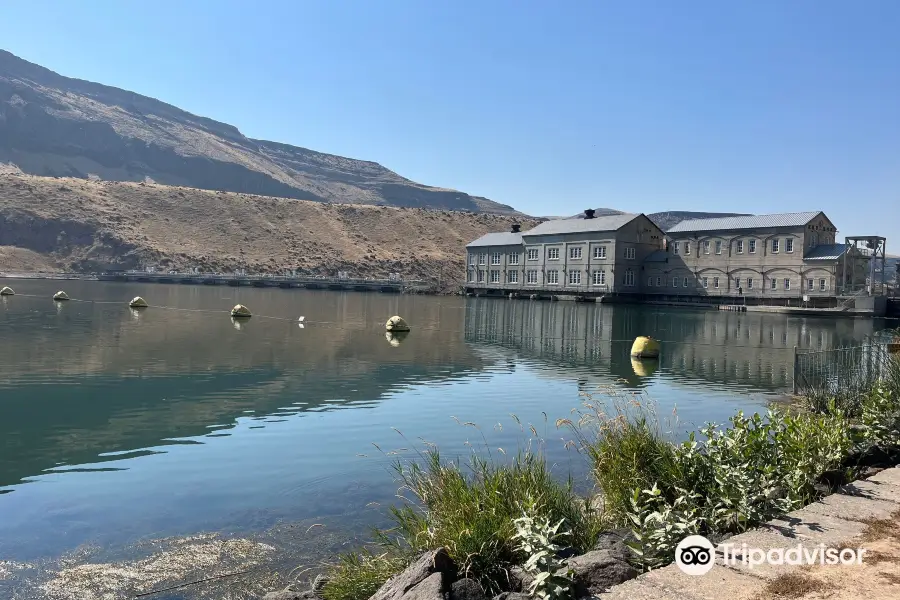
[{"xmin": 0, "ymin": 281, "xmax": 889, "ymax": 597}]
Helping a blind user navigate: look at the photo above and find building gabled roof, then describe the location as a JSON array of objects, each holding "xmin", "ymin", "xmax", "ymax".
[
  {"xmin": 667, "ymin": 211, "xmax": 822, "ymax": 233},
  {"xmin": 804, "ymin": 243, "xmax": 849, "ymax": 261},
  {"xmin": 466, "ymin": 232, "xmax": 523, "ymax": 247},
  {"xmin": 521, "ymin": 213, "xmax": 639, "ymax": 237}
]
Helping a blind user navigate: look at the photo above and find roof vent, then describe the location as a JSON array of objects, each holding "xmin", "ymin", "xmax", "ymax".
[
  {"xmin": 584, "ymin": 209, "xmax": 596, "ymax": 219},
  {"xmin": 511, "ymin": 223, "xmax": 521, "ymax": 233}
]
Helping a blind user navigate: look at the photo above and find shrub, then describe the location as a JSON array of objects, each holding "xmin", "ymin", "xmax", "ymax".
[
  {"xmin": 512, "ymin": 498, "xmax": 575, "ymax": 600},
  {"xmin": 379, "ymin": 449, "xmax": 606, "ymax": 593},
  {"xmin": 321, "ymin": 551, "xmax": 408, "ymax": 600}
]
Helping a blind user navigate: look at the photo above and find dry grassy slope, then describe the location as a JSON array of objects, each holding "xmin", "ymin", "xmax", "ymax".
[{"xmin": 0, "ymin": 173, "xmax": 539, "ymax": 285}]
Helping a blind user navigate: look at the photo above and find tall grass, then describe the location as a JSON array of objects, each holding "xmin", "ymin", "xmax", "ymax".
[{"xmin": 379, "ymin": 448, "xmax": 606, "ymax": 593}]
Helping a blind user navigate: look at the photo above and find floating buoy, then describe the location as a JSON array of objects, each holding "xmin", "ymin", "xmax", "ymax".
[
  {"xmin": 385, "ymin": 315, "xmax": 410, "ymax": 332},
  {"xmin": 0, "ymin": 286, "xmax": 14, "ymax": 296},
  {"xmin": 385, "ymin": 331, "xmax": 409, "ymax": 347},
  {"xmin": 630, "ymin": 336, "xmax": 660, "ymax": 359},
  {"xmin": 53, "ymin": 291, "xmax": 70, "ymax": 301},
  {"xmin": 231, "ymin": 304, "xmax": 252, "ymax": 318},
  {"xmin": 129, "ymin": 296, "xmax": 149, "ymax": 308}
]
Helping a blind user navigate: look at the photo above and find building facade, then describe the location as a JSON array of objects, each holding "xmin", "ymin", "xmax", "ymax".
[
  {"xmin": 466, "ymin": 211, "xmax": 665, "ymax": 297},
  {"xmin": 466, "ymin": 210, "xmax": 871, "ymax": 305}
]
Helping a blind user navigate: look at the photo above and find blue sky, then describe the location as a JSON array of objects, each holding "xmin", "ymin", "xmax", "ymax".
[{"xmin": 1, "ymin": 1, "xmax": 898, "ymax": 242}]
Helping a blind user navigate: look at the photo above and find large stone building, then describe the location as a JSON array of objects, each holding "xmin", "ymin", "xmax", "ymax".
[{"xmin": 466, "ymin": 210, "xmax": 876, "ymax": 306}]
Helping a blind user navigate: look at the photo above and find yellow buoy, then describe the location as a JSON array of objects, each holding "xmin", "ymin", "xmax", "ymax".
[
  {"xmin": 231, "ymin": 304, "xmax": 252, "ymax": 318},
  {"xmin": 0, "ymin": 286, "xmax": 14, "ymax": 296},
  {"xmin": 385, "ymin": 315, "xmax": 410, "ymax": 332},
  {"xmin": 53, "ymin": 291, "xmax": 70, "ymax": 301},
  {"xmin": 385, "ymin": 331, "xmax": 409, "ymax": 347},
  {"xmin": 630, "ymin": 336, "xmax": 660, "ymax": 359},
  {"xmin": 128, "ymin": 296, "xmax": 149, "ymax": 308}
]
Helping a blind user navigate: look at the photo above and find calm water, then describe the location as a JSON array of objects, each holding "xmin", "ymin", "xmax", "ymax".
[{"xmin": 0, "ymin": 281, "xmax": 888, "ymax": 592}]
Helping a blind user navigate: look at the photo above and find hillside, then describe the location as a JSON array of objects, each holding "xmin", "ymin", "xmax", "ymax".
[
  {"xmin": 0, "ymin": 50, "xmax": 519, "ymax": 215},
  {"xmin": 0, "ymin": 172, "xmax": 539, "ymax": 286}
]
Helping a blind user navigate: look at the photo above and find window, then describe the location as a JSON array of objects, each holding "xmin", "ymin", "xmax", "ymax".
[
  {"xmin": 749, "ymin": 240, "xmax": 757, "ymax": 254},
  {"xmin": 820, "ymin": 278, "xmax": 827, "ymax": 291},
  {"xmin": 673, "ymin": 242, "xmax": 679, "ymax": 255},
  {"xmin": 672, "ymin": 277, "xmax": 679, "ymax": 287},
  {"xmin": 648, "ymin": 276, "xmax": 654, "ymax": 287},
  {"xmin": 772, "ymin": 239, "xmax": 780, "ymax": 253},
  {"xmin": 702, "ymin": 277, "xmax": 709, "ymax": 288},
  {"xmin": 625, "ymin": 247, "xmax": 636, "ymax": 260},
  {"xmin": 734, "ymin": 278, "xmax": 740, "ymax": 289},
  {"xmin": 478, "ymin": 253, "xmax": 487, "ymax": 265},
  {"xmin": 657, "ymin": 276, "xmax": 662, "ymax": 286},
  {"xmin": 468, "ymin": 270, "xmax": 475, "ymax": 282},
  {"xmin": 736, "ymin": 240, "xmax": 744, "ymax": 254},
  {"xmin": 490, "ymin": 270, "xmax": 500, "ymax": 283},
  {"xmin": 469, "ymin": 254, "xmax": 476, "ymax": 265},
  {"xmin": 715, "ymin": 240, "xmax": 722, "ymax": 255},
  {"xmin": 624, "ymin": 269, "xmax": 635, "ymax": 286},
  {"xmin": 704, "ymin": 241, "xmax": 711, "ymax": 254},
  {"xmin": 592, "ymin": 270, "xmax": 606, "ymax": 285},
  {"xmin": 683, "ymin": 277, "xmax": 689, "ymax": 287},
  {"xmin": 747, "ymin": 278, "xmax": 754, "ymax": 289},
  {"xmin": 807, "ymin": 278, "xmax": 814, "ymax": 290},
  {"xmin": 547, "ymin": 248, "xmax": 560, "ymax": 260},
  {"xmin": 770, "ymin": 278, "xmax": 777, "ymax": 290},
  {"xmin": 507, "ymin": 270, "xmax": 518, "ymax": 283},
  {"xmin": 527, "ymin": 248, "xmax": 539, "ymax": 261},
  {"xmin": 547, "ymin": 270, "xmax": 559, "ymax": 285},
  {"xmin": 713, "ymin": 277, "xmax": 720, "ymax": 289},
  {"xmin": 490, "ymin": 252, "xmax": 501, "ymax": 265},
  {"xmin": 508, "ymin": 253, "xmax": 519, "ymax": 265},
  {"xmin": 593, "ymin": 246, "xmax": 607, "ymax": 259},
  {"xmin": 570, "ymin": 247, "xmax": 582, "ymax": 259},
  {"xmin": 526, "ymin": 270, "xmax": 538, "ymax": 284},
  {"xmin": 685, "ymin": 242, "xmax": 691, "ymax": 255},
  {"xmin": 569, "ymin": 270, "xmax": 581, "ymax": 285},
  {"xmin": 784, "ymin": 278, "xmax": 791, "ymax": 290},
  {"xmin": 477, "ymin": 270, "xmax": 485, "ymax": 283},
  {"xmin": 786, "ymin": 238, "xmax": 794, "ymax": 253}
]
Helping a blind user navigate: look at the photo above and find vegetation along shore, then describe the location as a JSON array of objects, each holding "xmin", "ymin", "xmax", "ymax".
[{"xmin": 259, "ymin": 333, "xmax": 900, "ymax": 600}]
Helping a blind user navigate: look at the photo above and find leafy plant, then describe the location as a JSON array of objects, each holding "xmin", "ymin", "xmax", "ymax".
[{"xmin": 512, "ymin": 498, "xmax": 574, "ymax": 600}]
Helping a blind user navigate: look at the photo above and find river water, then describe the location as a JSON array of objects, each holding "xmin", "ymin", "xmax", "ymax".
[{"xmin": 0, "ymin": 281, "xmax": 888, "ymax": 598}]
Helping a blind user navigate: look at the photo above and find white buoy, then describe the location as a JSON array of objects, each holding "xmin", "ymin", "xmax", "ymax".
[
  {"xmin": 0, "ymin": 286, "xmax": 14, "ymax": 296},
  {"xmin": 385, "ymin": 315, "xmax": 410, "ymax": 332},
  {"xmin": 53, "ymin": 291, "xmax": 70, "ymax": 301},
  {"xmin": 129, "ymin": 296, "xmax": 149, "ymax": 308},
  {"xmin": 231, "ymin": 304, "xmax": 251, "ymax": 318}
]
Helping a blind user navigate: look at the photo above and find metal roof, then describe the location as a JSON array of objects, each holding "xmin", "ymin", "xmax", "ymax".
[
  {"xmin": 522, "ymin": 213, "xmax": 638, "ymax": 237},
  {"xmin": 667, "ymin": 211, "xmax": 822, "ymax": 233},
  {"xmin": 466, "ymin": 232, "xmax": 524, "ymax": 247},
  {"xmin": 643, "ymin": 250, "xmax": 669, "ymax": 263},
  {"xmin": 804, "ymin": 244, "xmax": 848, "ymax": 261}
]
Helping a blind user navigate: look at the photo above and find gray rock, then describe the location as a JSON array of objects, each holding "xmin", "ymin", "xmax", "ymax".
[
  {"xmin": 450, "ymin": 577, "xmax": 487, "ymax": 600},
  {"xmin": 370, "ymin": 548, "xmax": 454, "ymax": 600},
  {"xmin": 506, "ymin": 566, "xmax": 533, "ymax": 593},
  {"xmin": 401, "ymin": 572, "xmax": 447, "ymax": 600},
  {"xmin": 592, "ymin": 528, "xmax": 635, "ymax": 560},
  {"xmin": 263, "ymin": 591, "xmax": 318, "ymax": 600},
  {"xmin": 562, "ymin": 549, "xmax": 638, "ymax": 596},
  {"xmin": 492, "ymin": 593, "xmax": 530, "ymax": 600}
]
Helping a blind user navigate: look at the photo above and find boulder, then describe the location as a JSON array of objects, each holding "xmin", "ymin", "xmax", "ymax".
[
  {"xmin": 400, "ymin": 572, "xmax": 446, "ymax": 600},
  {"xmin": 592, "ymin": 528, "xmax": 635, "ymax": 559},
  {"xmin": 506, "ymin": 566, "xmax": 533, "ymax": 593},
  {"xmin": 492, "ymin": 593, "xmax": 530, "ymax": 600},
  {"xmin": 561, "ymin": 549, "xmax": 638, "ymax": 596},
  {"xmin": 263, "ymin": 591, "xmax": 318, "ymax": 600},
  {"xmin": 370, "ymin": 548, "xmax": 454, "ymax": 600},
  {"xmin": 450, "ymin": 578, "xmax": 487, "ymax": 600}
]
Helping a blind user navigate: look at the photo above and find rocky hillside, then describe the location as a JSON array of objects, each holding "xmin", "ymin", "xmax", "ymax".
[
  {"xmin": 0, "ymin": 172, "xmax": 539, "ymax": 286},
  {"xmin": 0, "ymin": 50, "xmax": 519, "ymax": 214}
]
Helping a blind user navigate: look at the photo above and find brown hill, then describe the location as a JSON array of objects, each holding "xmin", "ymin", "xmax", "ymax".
[
  {"xmin": 0, "ymin": 172, "xmax": 539, "ymax": 286},
  {"xmin": 0, "ymin": 49, "xmax": 519, "ymax": 215}
]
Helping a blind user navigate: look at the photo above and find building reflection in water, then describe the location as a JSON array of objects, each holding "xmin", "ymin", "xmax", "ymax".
[{"xmin": 463, "ymin": 298, "xmax": 883, "ymax": 394}]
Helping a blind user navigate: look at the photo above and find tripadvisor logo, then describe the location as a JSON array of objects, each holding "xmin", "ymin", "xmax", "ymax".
[{"xmin": 675, "ymin": 534, "xmax": 868, "ymax": 575}]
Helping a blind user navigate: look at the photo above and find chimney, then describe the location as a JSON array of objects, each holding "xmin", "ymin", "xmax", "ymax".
[
  {"xmin": 584, "ymin": 209, "xmax": 596, "ymax": 219},
  {"xmin": 511, "ymin": 223, "xmax": 521, "ymax": 233}
]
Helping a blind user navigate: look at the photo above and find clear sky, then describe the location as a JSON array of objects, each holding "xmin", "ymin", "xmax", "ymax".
[{"xmin": 1, "ymin": 1, "xmax": 898, "ymax": 243}]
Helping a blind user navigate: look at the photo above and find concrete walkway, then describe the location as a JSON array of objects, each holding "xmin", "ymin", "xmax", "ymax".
[{"xmin": 600, "ymin": 467, "xmax": 900, "ymax": 600}]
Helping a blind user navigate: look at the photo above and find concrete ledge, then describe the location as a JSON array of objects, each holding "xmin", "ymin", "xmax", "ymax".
[
  {"xmin": 762, "ymin": 505, "xmax": 866, "ymax": 546},
  {"xmin": 837, "ymin": 479, "xmax": 900, "ymax": 505},
  {"xmin": 641, "ymin": 564, "xmax": 766, "ymax": 600},
  {"xmin": 867, "ymin": 468, "xmax": 900, "ymax": 487},
  {"xmin": 715, "ymin": 529, "xmax": 809, "ymax": 580},
  {"xmin": 814, "ymin": 490, "xmax": 899, "ymax": 522}
]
